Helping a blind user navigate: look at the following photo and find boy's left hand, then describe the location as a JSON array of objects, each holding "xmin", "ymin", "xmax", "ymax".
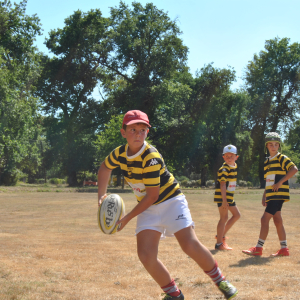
[{"xmin": 116, "ymin": 214, "xmax": 130, "ymax": 232}]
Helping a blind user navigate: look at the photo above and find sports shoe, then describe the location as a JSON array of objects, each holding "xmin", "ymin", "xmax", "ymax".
[
  {"xmin": 242, "ymin": 246, "xmax": 262, "ymax": 256},
  {"xmin": 271, "ymin": 248, "xmax": 289, "ymax": 257},
  {"xmin": 217, "ymin": 280, "xmax": 238, "ymax": 300},
  {"xmin": 161, "ymin": 290, "xmax": 184, "ymax": 300},
  {"xmin": 215, "ymin": 243, "xmax": 232, "ymax": 250},
  {"xmin": 222, "ymin": 242, "xmax": 233, "ymax": 250}
]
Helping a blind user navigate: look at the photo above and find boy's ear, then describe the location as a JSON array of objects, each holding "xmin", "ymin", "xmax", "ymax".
[
  {"xmin": 120, "ymin": 128, "xmax": 126, "ymax": 138},
  {"xmin": 236, "ymin": 155, "xmax": 239, "ymax": 160}
]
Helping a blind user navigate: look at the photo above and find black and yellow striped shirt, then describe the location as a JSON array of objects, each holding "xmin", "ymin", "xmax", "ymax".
[
  {"xmin": 214, "ymin": 163, "xmax": 237, "ymax": 204},
  {"xmin": 264, "ymin": 153, "xmax": 295, "ymax": 202},
  {"xmin": 104, "ymin": 142, "xmax": 182, "ymax": 204}
]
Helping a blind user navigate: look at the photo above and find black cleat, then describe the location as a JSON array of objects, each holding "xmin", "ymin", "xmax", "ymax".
[
  {"xmin": 217, "ymin": 280, "xmax": 238, "ymax": 299},
  {"xmin": 161, "ymin": 290, "xmax": 184, "ymax": 300}
]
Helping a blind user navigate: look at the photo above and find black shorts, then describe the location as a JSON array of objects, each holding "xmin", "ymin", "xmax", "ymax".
[
  {"xmin": 217, "ymin": 202, "xmax": 236, "ymax": 207},
  {"xmin": 265, "ymin": 200, "xmax": 284, "ymax": 215}
]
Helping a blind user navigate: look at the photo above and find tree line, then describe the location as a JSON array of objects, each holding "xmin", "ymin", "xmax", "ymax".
[{"xmin": 1, "ymin": 0, "xmax": 300, "ymax": 187}]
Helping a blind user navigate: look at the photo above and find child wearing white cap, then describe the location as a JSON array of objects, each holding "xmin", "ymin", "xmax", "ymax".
[{"xmin": 214, "ymin": 145, "xmax": 241, "ymax": 250}]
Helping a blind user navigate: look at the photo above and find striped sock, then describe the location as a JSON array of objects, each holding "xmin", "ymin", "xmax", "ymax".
[
  {"xmin": 204, "ymin": 261, "xmax": 225, "ymax": 285},
  {"xmin": 256, "ymin": 238, "xmax": 265, "ymax": 248},
  {"xmin": 280, "ymin": 240, "xmax": 287, "ymax": 248},
  {"xmin": 161, "ymin": 279, "xmax": 180, "ymax": 297}
]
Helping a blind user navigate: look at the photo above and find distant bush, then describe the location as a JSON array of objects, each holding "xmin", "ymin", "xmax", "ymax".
[
  {"xmin": 177, "ymin": 175, "xmax": 189, "ymax": 182},
  {"xmin": 238, "ymin": 180, "xmax": 247, "ymax": 187},
  {"xmin": 49, "ymin": 178, "xmax": 66, "ymax": 185},
  {"xmin": 1, "ymin": 169, "xmax": 26, "ymax": 186},
  {"xmin": 77, "ymin": 171, "xmax": 97, "ymax": 185},
  {"xmin": 206, "ymin": 180, "xmax": 215, "ymax": 188},
  {"xmin": 247, "ymin": 181, "xmax": 253, "ymax": 188},
  {"xmin": 180, "ymin": 179, "xmax": 189, "ymax": 187},
  {"xmin": 180, "ymin": 179, "xmax": 201, "ymax": 188}
]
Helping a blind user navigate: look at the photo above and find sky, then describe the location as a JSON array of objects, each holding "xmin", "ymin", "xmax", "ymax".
[{"xmin": 25, "ymin": 0, "xmax": 300, "ymax": 91}]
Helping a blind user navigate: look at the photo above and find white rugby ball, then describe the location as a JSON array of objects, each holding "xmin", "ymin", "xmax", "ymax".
[{"xmin": 98, "ymin": 194, "xmax": 125, "ymax": 234}]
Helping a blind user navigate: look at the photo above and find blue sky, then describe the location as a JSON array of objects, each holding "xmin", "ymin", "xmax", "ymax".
[{"xmin": 26, "ymin": 0, "xmax": 300, "ymax": 90}]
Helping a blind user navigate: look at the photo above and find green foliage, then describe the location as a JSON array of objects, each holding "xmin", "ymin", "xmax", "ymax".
[
  {"xmin": 49, "ymin": 178, "xmax": 66, "ymax": 185},
  {"xmin": 0, "ymin": 1, "xmax": 44, "ymax": 185},
  {"xmin": 281, "ymin": 143, "xmax": 300, "ymax": 168},
  {"xmin": 238, "ymin": 180, "xmax": 247, "ymax": 187},
  {"xmin": 1, "ymin": 1, "xmax": 299, "ymax": 189},
  {"xmin": 206, "ymin": 180, "xmax": 215, "ymax": 188},
  {"xmin": 247, "ymin": 181, "xmax": 253, "ymax": 188},
  {"xmin": 176, "ymin": 175, "xmax": 189, "ymax": 182},
  {"xmin": 94, "ymin": 115, "xmax": 125, "ymax": 164},
  {"xmin": 245, "ymin": 37, "xmax": 300, "ymax": 187},
  {"xmin": 101, "ymin": 1, "xmax": 189, "ymax": 117}
]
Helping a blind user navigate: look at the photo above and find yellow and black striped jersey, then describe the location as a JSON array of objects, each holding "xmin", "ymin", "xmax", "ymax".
[
  {"xmin": 214, "ymin": 163, "xmax": 237, "ymax": 204},
  {"xmin": 264, "ymin": 153, "xmax": 295, "ymax": 202},
  {"xmin": 104, "ymin": 142, "xmax": 182, "ymax": 205}
]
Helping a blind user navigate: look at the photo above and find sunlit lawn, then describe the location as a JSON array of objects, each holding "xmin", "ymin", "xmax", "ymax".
[{"xmin": 0, "ymin": 188, "xmax": 299, "ymax": 299}]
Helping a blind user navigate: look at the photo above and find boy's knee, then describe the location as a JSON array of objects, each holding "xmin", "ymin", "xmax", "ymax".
[
  {"xmin": 260, "ymin": 215, "xmax": 268, "ymax": 225},
  {"xmin": 233, "ymin": 211, "xmax": 241, "ymax": 220},
  {"xmin": 137, "ymin": 248, "xmax": 156, "ymax": 266},
  {"xmin": 273, "ymin": 216, "xmax": 283, "ymax": 227},
  {"xmin": 219, "ymin": 215, "xmax": 228, "ymax": 222},
  {"xmin": 179, "ymin": 239, "xmax": 200, "ymax": 256}
]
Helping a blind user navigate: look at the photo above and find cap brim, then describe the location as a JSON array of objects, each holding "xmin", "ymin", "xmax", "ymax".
[{"xmin": 124, "ymin": 120, "xmax": 151, "ymax": 127}]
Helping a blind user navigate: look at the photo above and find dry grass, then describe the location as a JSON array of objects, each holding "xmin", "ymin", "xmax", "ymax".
[{"xmin": 0, "ymin": 188, "xmax": 299, "ymax": 299}]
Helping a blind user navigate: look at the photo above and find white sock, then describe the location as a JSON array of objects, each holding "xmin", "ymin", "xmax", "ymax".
[
  {"xmin": 280, "ymin": 240, "xmax": 287, "ymax": 248},
  {"xmin": 256, "ymin": 238, "xmax": 265, "ymax": 248}
]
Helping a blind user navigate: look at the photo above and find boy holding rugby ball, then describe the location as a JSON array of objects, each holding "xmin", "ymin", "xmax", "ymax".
[{"xmin": 98, "ymin": 110, "xmax": 238, "ymax": 300}]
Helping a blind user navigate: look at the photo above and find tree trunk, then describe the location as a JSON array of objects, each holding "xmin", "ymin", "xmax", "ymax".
[
  {"xmin": 201, "ymin": 167, "xmax": 207, "ymax": 187},
  {"xmin": 68, "ymin": 170, "xmax": 78, "ymax": 187}
]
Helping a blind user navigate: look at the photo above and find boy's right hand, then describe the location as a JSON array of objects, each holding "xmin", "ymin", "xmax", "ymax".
[
  {"xmin": 98, "ymin": 194, "xmax": 107, "ymax": 206},
  {"xmin": 262, "ymin": 198, "xmax": 266, "ymax": 206},
  {"xmin": 221, "ymin": 201, "xmax": 229, "ymax": 209}
]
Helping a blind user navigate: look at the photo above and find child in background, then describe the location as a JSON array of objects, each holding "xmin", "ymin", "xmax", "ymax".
[
  {"xmin": 214, "ymin": 145, "xmax": 241, "ymax": 250},
  {"xmin": 242, "ymin": 132, "xmax": 298, "ymax": 256},
  {"xmin": 98, "ymin": 110, "xmax": 238, "ymax": 299}
]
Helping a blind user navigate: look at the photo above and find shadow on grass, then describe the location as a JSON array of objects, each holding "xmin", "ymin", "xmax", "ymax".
[{"xmin": 229, "ymin": 256, "xmax": 272, "ymax": 267}]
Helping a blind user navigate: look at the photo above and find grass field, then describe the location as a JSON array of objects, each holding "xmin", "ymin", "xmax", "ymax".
[{"xmin": 0, "ymin": 188, "xmax": 299, "ymax": 299}]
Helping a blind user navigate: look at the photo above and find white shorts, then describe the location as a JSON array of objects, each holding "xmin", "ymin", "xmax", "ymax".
[{"xmin": 135, "ymin": 195, "xmax": 194, "ymax": 239}]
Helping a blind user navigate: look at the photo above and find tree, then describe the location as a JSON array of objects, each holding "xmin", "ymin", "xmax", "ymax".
[
  {"xmin": 101, "ymin": 1, "xmax": 189, "ymax": 118},
  {"xmin": 151, "ymin": 64, "xmax": 241, "ymax": 184},
  {"xmin": 36, "ymin": 9, "xmax": 109, "ymax": 186},
  {"xmin": 36, "ymin": 2, "xmax": 190, "ymax": 185},
  {"xmin": 0, "ymin": 0, "xmax": 43, "ymax": 185},
  {"xmin": 245, "ymin": 37, "xmax": 300, "ymax": 187}
]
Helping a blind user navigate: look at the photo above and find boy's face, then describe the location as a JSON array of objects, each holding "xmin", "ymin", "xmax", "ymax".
[
  {"xmin": 120, "ymin": 123, "xmax": 149, "ymax": 153},
  {"xmin": 223, "ymin": 152, "xmax": 238, "ymax": 165},
  {"xmin": 266, "ymin": 141, "xmax": 280, "ymax": 156}
]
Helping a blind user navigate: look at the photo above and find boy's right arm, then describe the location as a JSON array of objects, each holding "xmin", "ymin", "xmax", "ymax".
[
  {"xmin": 220, "ymin": 181, "xmax": 229, "ymax": 209},
  {"xmin": 262, "ymin": 190, "xmax": 266, "ymax": 206},
  {"xmin": 97, "ymin": 162, "xmax": 112, "ymax": 206}
]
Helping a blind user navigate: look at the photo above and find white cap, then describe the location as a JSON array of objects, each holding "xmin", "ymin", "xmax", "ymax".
[{"xmin": 223, "ymin": 145, "xmax": 237, "ymax": 155}]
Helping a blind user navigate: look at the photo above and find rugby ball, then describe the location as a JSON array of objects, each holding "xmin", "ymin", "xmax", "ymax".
[{"xmin": 98, "ymin": 194, "xmax": 125, "ymax": 234}]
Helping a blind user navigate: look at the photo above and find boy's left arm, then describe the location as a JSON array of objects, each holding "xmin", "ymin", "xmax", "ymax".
[
  {"xmin": 272, "ymin": 165, "xmax": 298, "ymax": 192},
  {"xmin": 116, "ymin": 186, "xmax": 160, "ymax": 231}
]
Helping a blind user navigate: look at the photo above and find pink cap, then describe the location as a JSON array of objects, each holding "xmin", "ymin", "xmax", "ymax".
[{"xmin": 122, "ymin": 110, "xmax": 151, "ymax": 127}]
